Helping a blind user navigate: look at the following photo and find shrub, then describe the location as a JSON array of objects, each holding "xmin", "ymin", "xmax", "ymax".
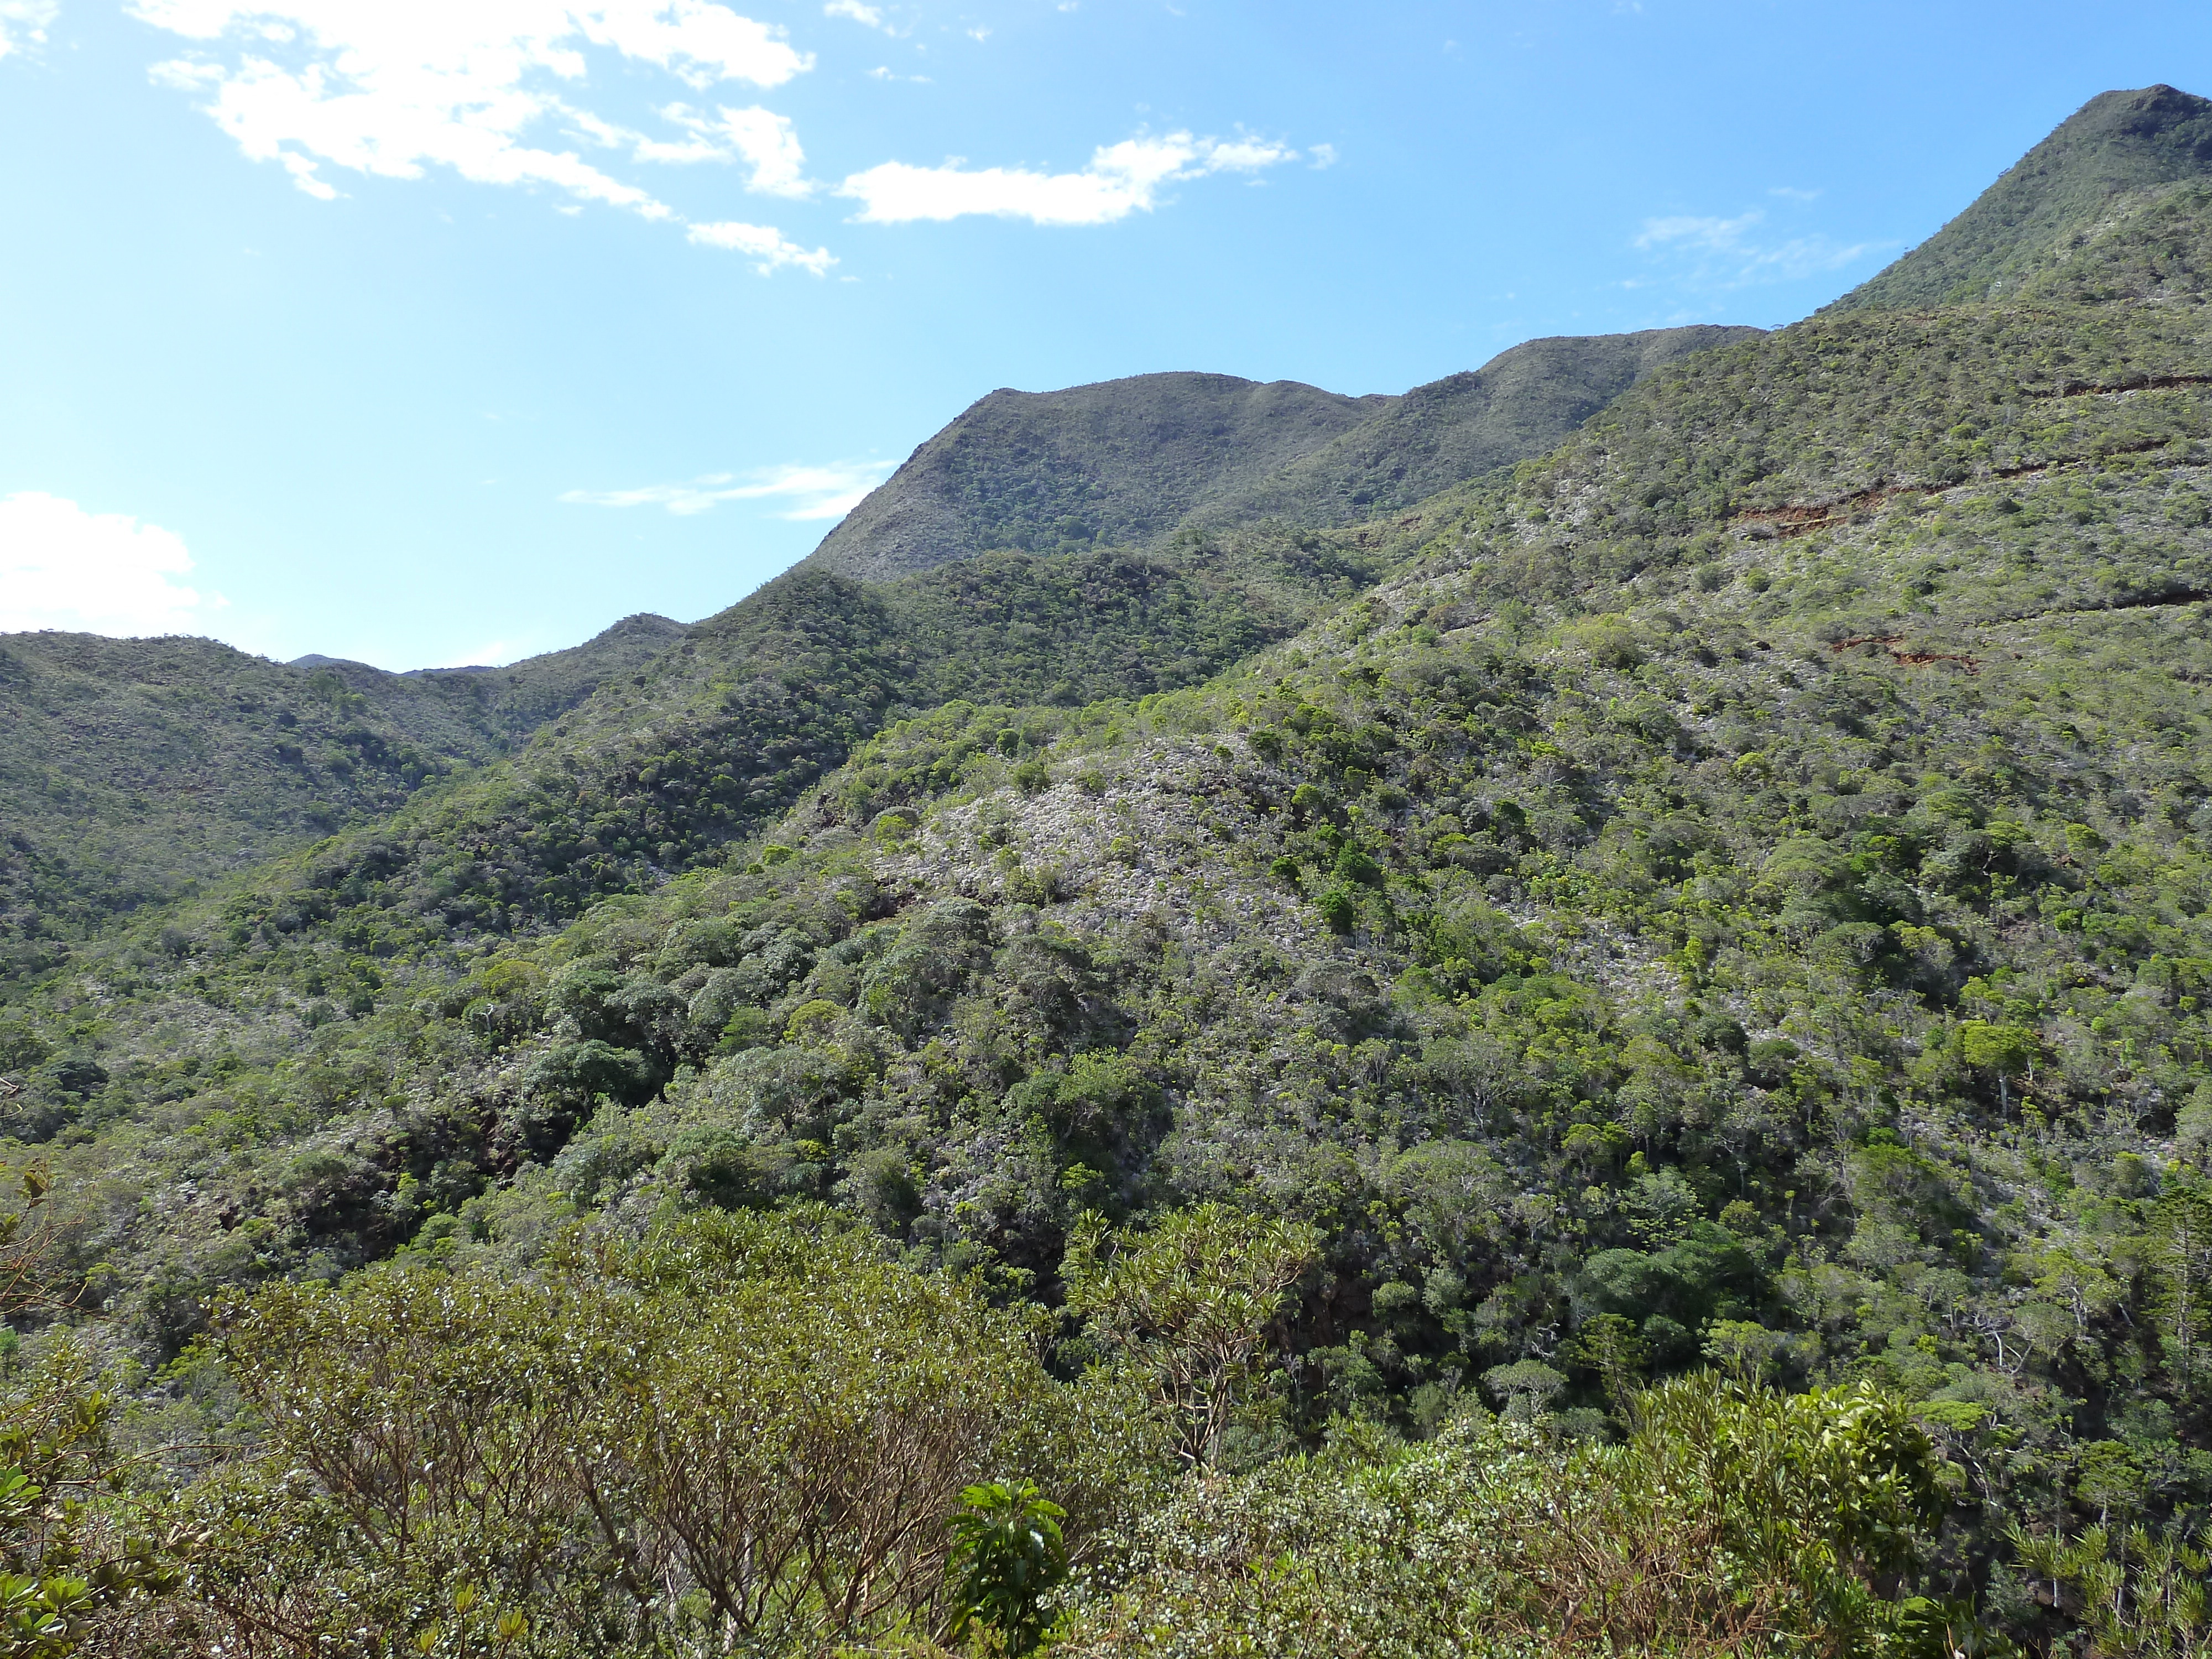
[{"xmin": 1317, "ymin": 887, "xmax": 1358, "ymax": 933}]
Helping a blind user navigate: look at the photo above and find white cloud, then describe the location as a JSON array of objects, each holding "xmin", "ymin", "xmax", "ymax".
[
  {"xmin": 676, "ymin": 102, "xmax": 810, "ymax": 193},
  {"xmin": 685, "ymin": 218, "xmax": 834, "ymax": 273},
  {"xmin": 0, "ymin": 493, "xmax": 223, "ymax": 637},
  {"xmin": 574, "ymin": 102, "xmax": 810, "ymax": 193},
  {"xmin": 823, "ymin": 0, "xmax": 887, "ymax": 28},
  {"xmin": 136, "ymin": 0, "xmax": 815, "ymax": 236},
  {"xmin": 838, "ymin": 129, "xmax": 1297, "ymax": 226},
  {"xmin": 0, "ymin": 0, "xmax": 58, "ymax": 60},
  {"xmin": 1634, "ymin": 207, "xmax": 1876, "ymax": 286},
  {"xmin": 562, "ymin": 460, "xmax": 889, "ymax": 517}
]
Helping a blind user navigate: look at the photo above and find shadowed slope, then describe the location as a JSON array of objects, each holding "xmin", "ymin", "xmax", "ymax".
[
  {"xmin": 801, "ymin": 330, "xmax": 1761, "ymax": 583},
  {"xmin": 1177, "ymin": 325, "xmax": 1765, "ymax": 532}
]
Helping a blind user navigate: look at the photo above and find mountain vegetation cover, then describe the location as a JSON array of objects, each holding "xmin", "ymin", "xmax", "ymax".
[
  {"xmin": 9, "ymin": 83, "xmax": 2212, "ymax": 1659},
  {"xmin": 801, "ymin": 328, "xmax": 1760, "ymax": 581}
]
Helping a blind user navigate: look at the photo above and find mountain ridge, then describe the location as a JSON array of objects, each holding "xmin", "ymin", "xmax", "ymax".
[
  {"xmin": 801, "ymin": 327, "xmax": 1762, "ymax": 583},
  {"xmin": 800, "ymin": 371, "xmax": 1389, "ymax": 581},
  {"xmin": 0, "ymin": 612, "xmax": 692, "ymax": 963},
  {"xmin": 1829, "ymin": 81, "xmax": 2212, "ymax": 311}
]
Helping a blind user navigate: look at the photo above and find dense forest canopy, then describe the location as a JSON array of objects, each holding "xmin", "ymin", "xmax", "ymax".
[{"xmin": 11, "ymin": 83, "xmax": 2212, "ymax": 1658}]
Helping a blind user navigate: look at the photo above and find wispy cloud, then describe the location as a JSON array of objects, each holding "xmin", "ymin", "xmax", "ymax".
[
  {"xmin": 564, "ymin": 102, "xmax": 807, "ymax": 196},
  {"xmin": 823, "ymin": 0, "xmax": 889, "ymax": 27},
  {"xmin": 0, "ymin": 492, "xmax": 225, "ymax": 637},
  {"xmin": 0, "ymin": 0, "xmax": 57, "ymax": 59},
  {"xmin": 561, "ymin": 460, "xmax": 891, "ymax": 519},
  {"xmin": 650, "ymin": 102, "xmax": 812, "ymax": 194},
  {"xmin": 685, "ymin": 218, "xmax": 835, "ymax": 273},
  {"xmin": 132, "ymin": 3, "xmax": 1309, "ymax": 263},
  {"xmin": 839, "ymin": 129, "xmax": 1298, "ymax": 226},
  {"xmin": 1634, "ymin": 207, "xmax": 1880, "ymax": 287}
]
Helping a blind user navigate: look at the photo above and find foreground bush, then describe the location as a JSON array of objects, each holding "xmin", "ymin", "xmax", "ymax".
[
  {"xmin": 1063, "ymin": 1375, "xmax": 1947, "ymax": 1658},
  {"xmin": 86, "ymin": 1208, "xmax": 1154, "ymax": 1658}
]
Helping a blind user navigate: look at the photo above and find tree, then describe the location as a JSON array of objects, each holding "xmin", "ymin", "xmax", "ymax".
[
  {"xmin": 2150, "ymin": 1183, "xmax": 2212, "ymax": 1390},
  {"xmin": 1, "ymin": 1168, "xmax": 181, "ymax": 1658},
  {"xmin": 1061, "ymin": 1204, "xmax": 1321, "ymax": 1467},
  {"xmin": 0, "ymin": 1163, "xmax": 72, "ymax": 1321},
  {"xmin": 1959, "ymin": 1021, "xmax": 2039, "ymax": 1112}
]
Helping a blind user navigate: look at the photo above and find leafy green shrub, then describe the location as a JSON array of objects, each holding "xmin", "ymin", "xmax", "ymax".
[
  {"xmin": 1062, "ymin": 1204, "xmax": 1321, "ymax": 1467},
  {"xmin": 946, "ymin": 1480, "xmax": 1069, "ymax": 1655},
  {"xmin": 182, "ymin": 1209, "xmax": 1128, "ymax": 1657},
  {"xmin": 1064, "ymin": 1374, "xmax": 1944, "ymax": 1657},
  {"xmin": 1316, "ymin": 887, "xmax": 1357, "ymax": 933}
]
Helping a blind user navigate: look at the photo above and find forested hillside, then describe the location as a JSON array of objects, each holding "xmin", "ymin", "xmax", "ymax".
[
  {"xmin": 1172, "ymin": 324, "xmax": 1764, "ymax": 535},
  {"xmin": 0, "ymin": 615, "xmax": 686, "ymax": 970},
  {"xmin": 802, "ymin": 372, "xmax": 1389, "ymax": 580},
  {"xmin": 11, "ymin": 83, "xmax": 2212, "ymax": 1659}
]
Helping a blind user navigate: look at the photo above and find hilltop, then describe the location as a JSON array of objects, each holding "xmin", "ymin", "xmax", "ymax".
[
  {"xmin": 1831, "ymin": 82, "xmax": 2212, "ymax": 310},
  {"xmin": 802, "ymin": 372, "xmax": 1385, "ymax": 580}
]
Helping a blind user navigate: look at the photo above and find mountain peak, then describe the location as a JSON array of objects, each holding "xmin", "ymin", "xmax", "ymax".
[{"xmin": 1828, "ymin": 82, "xmax": 2212, "ymax": 312}]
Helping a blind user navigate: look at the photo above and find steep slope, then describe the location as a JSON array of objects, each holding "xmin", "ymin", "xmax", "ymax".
[
  {"xmin": 1177, "ymin": 325, "xmax": 1764, "ymax": 531},
  {"xmin": 1830, "ymin": 82, "xmax": 2212, "ymax": 311},
  {"xmin": 0, "ymin": 537, "xmax": 1381, "ymax": 1029},
  {"xmin": 802, "ymin": 373, "xmax": 1390, "ymax": 581},
  {"xmin": 0, "ymin": 614, "xmax": 687, "ymax": 966},
  {"xmin": 300, "ymin": 611, "xmax": 691, "ymax": 727}
]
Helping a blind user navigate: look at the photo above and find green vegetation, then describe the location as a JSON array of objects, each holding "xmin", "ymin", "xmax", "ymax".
[
  {"xmin": 1177, "ymin": 325, "xmax": 1764, "ymax": 535},
  {"xmin": 12, "ymin": 84, "xmax": 2212, "ymax": 1656},
  {"xmin": 804, "ymin": 332, "xmax": 1759, "ymax": 582},
  {"xmin": 804, "ymin": 372, "xmax": 1389, "ymax": 581},
  {"xmin": 0, "ymin": 615, "xmax": 686, "ymax": 969},
  {"xmin": 1833, "ymin": 84, "xmax": 2212, "ymax": 311}
]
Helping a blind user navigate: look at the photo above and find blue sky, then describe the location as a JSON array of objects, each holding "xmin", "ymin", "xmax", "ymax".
[{"xmin": 3, "ymin": 1, "xmax": 2209, "ymax": 670}]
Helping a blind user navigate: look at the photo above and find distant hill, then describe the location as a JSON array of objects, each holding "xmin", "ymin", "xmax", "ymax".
[
  {"xmin": 1828, "ymin": 82, "xmax": 2212, "ymax": 311},
  {"xmin": 0, "ymin": 613, "xmax": 687, "ymax": 959},
  {"xmin": 802, "ymin": 332, "xmax": 1757, "ymax": 582},
  {"xmin": 801, "ymin": 372, "xmax": 1389, "ymax": 581}
]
